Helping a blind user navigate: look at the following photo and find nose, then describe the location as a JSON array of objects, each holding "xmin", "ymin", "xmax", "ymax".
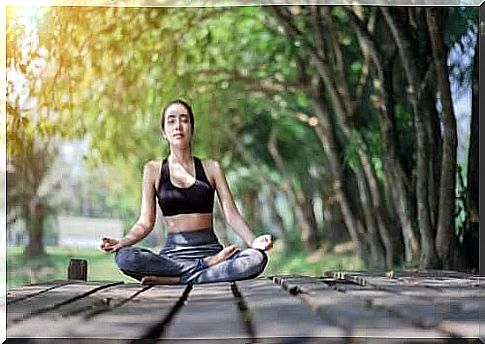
[{"xmin": 175, "ymin": 117, "xmax": 183, "ymax": 129}]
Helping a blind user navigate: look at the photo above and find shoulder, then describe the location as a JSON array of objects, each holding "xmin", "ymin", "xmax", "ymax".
[
  {"xmin": 143, "ymin": 160, "xmax": 162, "ymax": 181},
  {"xmin": 200, "ymin": 159, "xmax": 226, "ymax": 187},
  {"xmin": 200, "ymin": 158, "xmax": 224, "ymax": 175}
]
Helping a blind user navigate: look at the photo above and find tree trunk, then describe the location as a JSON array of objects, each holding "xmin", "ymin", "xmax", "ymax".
[
  {"xmin": 380, "ymin": 71, "xmax": 417, "ymax": 265},
  {"xmin": 427, "ymin": 9, "xmax": 459, "ymax": 269},
  {"xmin": 23, "ymin": 201, "xmax": 47, "ymax": 258},
  {"xmin": 268, "ymin": 128, "xmax": 319, "ymax": 251},
  {"xmin": 348, "ymin": 10, "xmax": 419, "ymax": 265},
  {"xmin": 461, "ymin": 28, "xmax": 479, "ymax": 273},
  {"xmin": 381, "ymin": 7, "xmax": 440, "ymax": 268},
  {"xmin": 423, "ymin": 87, "xmax": 442, "ymax": 231},
  {"xmin": 354, "ymin": 167, "xmax": 386, "ymax": 268},
  {"xmin": 240, "ymin": 188, "xmax": 263, "ymax": 232},
  {"xmin": 268, "ymin": 6, "xmax": 373, "ymax": 263},
  {"xmin": 311, "ymin": 97, "xmax": 369, "ymax": 262},
  {"xmin": 323, "ymin": 200, "xmax": 350, "ymax": 246},
  {"xmin": 267, "ymin": 190, "xmax": 287, "ymax": 239},
  {"xmin": 360, "ymin": 153, "xmax": 404, "ymax": 267}
]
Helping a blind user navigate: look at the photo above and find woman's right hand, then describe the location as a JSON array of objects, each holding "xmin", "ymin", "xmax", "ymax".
[{"xmin": 100, "ymin": 236, "xmax": 124, "ymax": 253}]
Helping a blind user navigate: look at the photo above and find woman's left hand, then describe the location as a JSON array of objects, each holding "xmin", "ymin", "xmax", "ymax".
[{"xmin": 251, "ymin": 234, "xmax": 273, "ymax": 251}]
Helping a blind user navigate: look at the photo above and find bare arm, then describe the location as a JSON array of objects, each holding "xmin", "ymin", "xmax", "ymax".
[{"xmin": 101, "ymin": 161, "xmax": 157, "ymax": 252}]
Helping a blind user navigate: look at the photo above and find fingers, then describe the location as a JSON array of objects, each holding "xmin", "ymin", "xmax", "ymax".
[
  {"xmin": 100, "ymin": 238, "xmax": 110, "ymax": 249},
  {"xmin": 228, "ymin": 244, "xmax": 240, "ymax": 255},
  {"xmin": 226, "ymin": 244, "xmax": 240, "ymax": 253},
  {"xmin": 100, "ymin": 241, "xmax": 120, "ymax": 253},
  {"xmin": 100, "ymin": 237, "xmax": 121, "ymax": 252},
  {"xmin": 228, "ymin": 248, "xmax": 239, "ymax": 259},
  {"xmin": 219, "ymin": 244, "xmax": 239, "ymax": 259},
  {"xmin": 264, "ymin": 235, "xmax": 273, "ymax": 250},
  {"xmin": 102, "ymin": 237, "xmax": 117, "ymax": 244},
  {"xmin": 111, "ymin": 244, "xmax": 122, "ymax": 253},
  {"xmin": 101, "ymin": 243, "xmax": 113, "ymax": 252},
  {"xmin": 251, "ymin": 234, "xmax": 273, "ymax": 251}
]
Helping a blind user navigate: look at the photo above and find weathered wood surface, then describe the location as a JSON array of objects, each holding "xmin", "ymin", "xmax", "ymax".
[
  {"xmin": 237, "ymin": 279, "xmax": 345, "ymax": 342},
  {"xmin": 6, "ymin": 271, "xmax": 485, "ymax": 343}
]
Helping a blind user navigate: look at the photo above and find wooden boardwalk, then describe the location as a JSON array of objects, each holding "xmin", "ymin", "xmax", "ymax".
[{"xmin": 6, "ymin": 271, "xmax": 485, "ymax": 343}]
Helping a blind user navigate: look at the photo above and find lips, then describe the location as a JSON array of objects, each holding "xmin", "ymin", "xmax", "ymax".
[{"xmin": 173, "ymin": 133, "xmax": 184, "ymax": 138}]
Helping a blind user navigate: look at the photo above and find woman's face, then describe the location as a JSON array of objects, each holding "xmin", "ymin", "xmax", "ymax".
[{"xmin": 162, "ymin": 103, "xmax": 193, "ymax": 148}]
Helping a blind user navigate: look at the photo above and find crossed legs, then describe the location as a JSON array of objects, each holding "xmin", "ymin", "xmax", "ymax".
[
  {"xmin": 183, "ymin": 248, "xmax": 268, "ymax": 284},
  {"xmin": 115, "ymin": 247, "xmax": 188, "ymax": 284},
  {"xmin": 115, "ymin": 246, "xmax": 267, "ymax": 285}
]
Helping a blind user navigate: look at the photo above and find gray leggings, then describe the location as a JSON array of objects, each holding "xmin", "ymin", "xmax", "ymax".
[{"xmin": 115, "ymin": 229, "xmax": 268, "ymax": 284}]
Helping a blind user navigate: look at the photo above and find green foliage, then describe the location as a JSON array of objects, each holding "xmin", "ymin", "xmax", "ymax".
[
  {"xmin": 7, "ymin": 6, "xmax": 477, "ymax": 269},
  {"xmin": 444, "ymin": 8, "xmax": 478, "ymax": 49},
  {"xmin": 455, "ymin": 162, "xmax": 469, "ymax": 240},
  {"xmin": 342, "ymin": 131, "xmax": 362, "ymax": 171}
]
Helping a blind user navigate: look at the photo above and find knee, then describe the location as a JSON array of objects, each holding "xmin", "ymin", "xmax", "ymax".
[
  {"xmin": 115, "ymin": 247, "xmax": 140, "ymax": 271},
  {"xmin": 246, "ymin": 248, "xmax": 268, "ymax": 275}
]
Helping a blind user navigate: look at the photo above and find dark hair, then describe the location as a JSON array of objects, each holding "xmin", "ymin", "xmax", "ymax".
[{"xmin": 160, "ymin": 99, "xmax": 195, "ymax": 133}]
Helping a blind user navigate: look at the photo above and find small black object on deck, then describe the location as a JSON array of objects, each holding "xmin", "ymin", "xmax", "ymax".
[{"xmin": 68, "ymin": 259, "xmax": 88, "ymax": 281}]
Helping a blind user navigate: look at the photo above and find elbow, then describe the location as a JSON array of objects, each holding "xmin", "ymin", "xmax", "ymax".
[{"xmin": 138, "ymin": 220, "xmax": 155, "ymax": 234}]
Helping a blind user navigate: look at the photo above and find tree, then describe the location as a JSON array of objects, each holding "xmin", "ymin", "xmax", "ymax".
[{"xmin": 7, "ymin": 6, "xmax": 477, "ymax": 270}]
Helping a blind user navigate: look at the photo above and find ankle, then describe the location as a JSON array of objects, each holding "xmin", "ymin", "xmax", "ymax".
[{"xmin": 203, "ymin": 256, "xmax": 215, "ymax": 267}]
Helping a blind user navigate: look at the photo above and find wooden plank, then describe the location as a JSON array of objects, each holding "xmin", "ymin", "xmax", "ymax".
[
  {"xmin": 306, "ymin": 276, "xmax": 485, "ymax": 339},
  {"xmin": 237, "ymin": 278, "xmax": 346, "ymax": 343},
  {"xmin": 7, "ymin": 274, "xmax": 483, "ymax": 342},
  {"xmin": 7, "ymin": 284, "xmax": 187, "ymax": 340},
  {"xmin": 276, "ymin": 276, "xmax": 447, "ymax": 341},
  {"xmin": 163, "ymin": 282, "xmax": 249, "ymax": 340},
  {"xmin": 7, "ymin": 281, "xmax": 123, "ymax": 324},
  {"xmin": 5, "ymin": 339, "xmax": 125, "ymax": 344},
  {"xmin": 350, "ymin": 286, "xmax": 485, "ymax": 338},
  {"xmin": 369, "ymin": 293, "xmax": 484, "ymax": 338},
  {"xmin": 66, "ymin": 284, "xmax": 187, "ymax": 339},
  {"xmin": 326, "ymin": 270, "xmax": 485, "ymax": 291},
  {"xmin": 338, "ymin": 273, "xmax": 463, "ymax": 299},
  {"xmin": 6, "ymin": 281, "xmax": 72, "ymax": 305},
  {"xmin": 327, "ymin": 273, "xmax": 485, "ymax": 298},
  {"xmin": 32, "ymin": 283, "xmax": 151, "ymax": 317},
  {"xmin": 325, "ymin": 270, "xmax": 477, "ymax": 280},
  {"xmin": 392, "ymin": 270, "xmax": 476, "ymax": 279}
]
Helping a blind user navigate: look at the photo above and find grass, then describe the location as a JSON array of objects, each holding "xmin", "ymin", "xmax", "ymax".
[
  {"xmin": 7, "ymin": 246, "xmax": 134, "ymax": 289},
  {"xmin": 7, "ymin": 242, "xmax": 365, "ymax": 289},
  {"xmin": 263, "ymin": 241, "xmax": 365, "ymax": 277}
]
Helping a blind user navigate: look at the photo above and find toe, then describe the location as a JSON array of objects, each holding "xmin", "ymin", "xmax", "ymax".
[{"xmin": 141, "ymin": 276, "xmax": 155, "ymax": 285}]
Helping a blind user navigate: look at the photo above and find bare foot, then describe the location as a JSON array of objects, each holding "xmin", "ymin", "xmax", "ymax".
[
  {"xmin": 141, "ymin": 276, "xmax": 181, "ymax": 285},
  {"xmin": 204, "ymin": 245, "xmax": 240, "ymax": 267}
]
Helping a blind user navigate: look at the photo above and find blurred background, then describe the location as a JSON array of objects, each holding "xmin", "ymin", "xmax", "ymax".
[{"xmin": 6, "ymin": 6, "xmax": 479, "ymax": 289}]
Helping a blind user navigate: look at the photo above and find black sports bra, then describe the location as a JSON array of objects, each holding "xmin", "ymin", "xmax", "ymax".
[{"xmin": 156, "ymin": 157, "xmax": 215, "ymax": 216}]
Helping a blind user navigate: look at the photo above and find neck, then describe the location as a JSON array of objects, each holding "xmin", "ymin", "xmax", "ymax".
[{"xmin": 169, "ymin": 146, "xmax": 193, "ymax": 165}]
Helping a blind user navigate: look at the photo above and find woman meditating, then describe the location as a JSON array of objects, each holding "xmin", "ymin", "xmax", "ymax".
[{"xmin": 100, "ymin": 99, "xmax": 272, "ymax": 284}]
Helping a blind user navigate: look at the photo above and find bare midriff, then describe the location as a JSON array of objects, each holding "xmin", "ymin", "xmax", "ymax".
[{"xmin": 165, "ymin": 213, "xmax": 213, "ymax": 233}]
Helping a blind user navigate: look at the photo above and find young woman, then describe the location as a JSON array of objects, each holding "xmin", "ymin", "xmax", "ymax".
[{"xmin": 100, "ymin": 99, "xmax": 272, "ymax": 284}]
